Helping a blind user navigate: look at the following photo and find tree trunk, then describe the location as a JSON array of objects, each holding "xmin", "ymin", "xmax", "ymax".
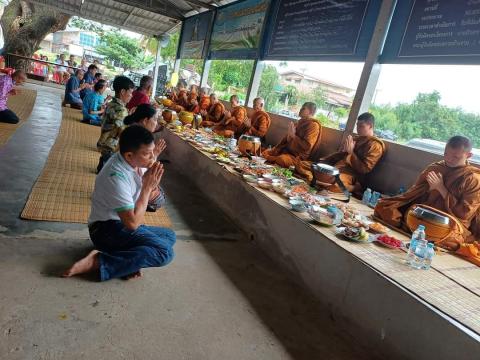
[{"xmin": 0, "ymin": 0, "xmax": 70, "ymax": 59}]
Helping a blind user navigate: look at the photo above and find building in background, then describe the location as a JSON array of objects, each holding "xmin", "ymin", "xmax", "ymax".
[
  {"xmin": 279, "ymin": 70, "xmax": 354, "ymax": 110},
  {"xmin": 51, "ymin": 30, "xmax": 103, "ymax": 62}
]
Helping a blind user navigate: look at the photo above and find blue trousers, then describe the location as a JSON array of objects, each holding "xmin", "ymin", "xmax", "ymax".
[
  {"xmin": 83, "ymin": 114, "xmax": 102, "ymax": 126},
  {"xmin": 89, "ymin": 220, "xmax": 176, "ymax": 281}
]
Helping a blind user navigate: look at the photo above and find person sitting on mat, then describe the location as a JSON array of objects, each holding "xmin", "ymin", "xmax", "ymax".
[
  {"xmin": 0, "ymin": 69, "xmax": 27, "ymax": 124},
  {"xmin": 123, "ymin": 104, "xmax": 167, "ymax": 212},
  {"xmin": 63, "ymin": 125, "xmax": 176, "ymax": 281},
  {"xmin": 96, "ymin": 75, "xmax": 135, "ymax": 173},
  {"xmin": 64, "ymin": 69, "xmax": 87, "ymax": 110},
  {"xmin": 82, "ymin": 79, "xmax": 108, "ymax": 126}
]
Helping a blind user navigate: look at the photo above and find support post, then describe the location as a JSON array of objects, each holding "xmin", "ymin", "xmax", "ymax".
[
  {"xmin": 151, "ymin": 37, "xmax": 162, "ymax": 99},
  {"xmin": 174, "ymin": 58, "xmax": 181, "ymax": 73},
  {"xmin": 245, "ymin": 60, "xmax": 265, "ymax": 107},
  {"xmin": 200, "ymin": 60, "xmax": 212, "ymax": 89},
  {"xmin": 342, "ymin": 0, "xmax": 397, "ymax": 143}
]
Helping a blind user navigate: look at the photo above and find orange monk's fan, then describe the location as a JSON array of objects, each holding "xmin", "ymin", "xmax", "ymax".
[{"xmin": 406, "ymin": 205, "xmax": 462, "ymax": 244}]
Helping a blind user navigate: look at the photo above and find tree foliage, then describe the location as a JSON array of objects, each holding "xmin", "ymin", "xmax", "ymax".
[
  {"xmin": 258, "ymin": 64, "xmax": 280, "ymax": 112},
  {"xmin": 370, "ymin": 91, "xmax": 480, "ymax": 147},
  {"xmin": 207, "ymin": 60, "xmax": 254, "ymax": 92},
  {"xmin": 95, "ymin": 30, "xmax": 154, "ymax": 70}
]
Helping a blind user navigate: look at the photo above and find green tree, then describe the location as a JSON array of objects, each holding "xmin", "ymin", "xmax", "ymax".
[
  {"xmin": 279, "ymin": 85, "xmax": 298, "ymax": 106},
  {"xmin": 257, "ymin": 64, "xmax": 280, "ymax": 112},
  {"xmin": 70, "ymin": 16, "xmax": 104, "ymax": 35},
  {"xmin": 96, "ymin": 30, "xmax": 153, "ymax": 70},
  {"xmin": 298, "ymin": 86, "xmax": 326, "ymax": 109}
]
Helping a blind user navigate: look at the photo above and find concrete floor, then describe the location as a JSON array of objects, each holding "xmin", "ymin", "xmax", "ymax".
[{"xmin": 0, "ymin": 83, "xmax": 378, "ymax": 360}]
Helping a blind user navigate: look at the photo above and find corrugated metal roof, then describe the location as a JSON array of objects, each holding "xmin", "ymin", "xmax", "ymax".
[{"xmin": 30, "ymin": 0, "xmax": 235, "ymax": 36}]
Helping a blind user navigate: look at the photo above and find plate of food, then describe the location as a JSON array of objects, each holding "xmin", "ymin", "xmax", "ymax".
[
  {"xmin": 242, "ymin": 174, "xmax": 258, "ymax": 183},
  {"xmin": 336, "ymin": 226, "xmax": 373, "ymax": 243},
  {"xmin": 368, "ymin": 222, "xmax": 388, "ymax": 234},
  {"xmin": 373, "ymin": 234, "xmax": 405, "ymax": 249}
]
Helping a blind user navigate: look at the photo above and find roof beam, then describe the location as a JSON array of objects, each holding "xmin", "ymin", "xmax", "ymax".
[
  {"xmin": 112, "ymin": 0, "xmax": 185, "ymax": 20},
  {"xmin": 182, "ymin": 0, "xmax": 217, "ymax": 10}
]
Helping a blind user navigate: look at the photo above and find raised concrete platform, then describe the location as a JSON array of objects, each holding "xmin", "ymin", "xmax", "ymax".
[{"xmin": 162, "ymin": 128, "xmax": 480, "ymax": 360}]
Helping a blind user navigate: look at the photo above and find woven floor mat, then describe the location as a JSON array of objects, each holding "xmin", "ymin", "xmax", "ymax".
[
  {"xmin": 0, "ymin": 88, "xmax": 37, "ymax": 146},
  {"xmin": 21, "ymin": 106, "xmax": 172, "ymax": 227}
]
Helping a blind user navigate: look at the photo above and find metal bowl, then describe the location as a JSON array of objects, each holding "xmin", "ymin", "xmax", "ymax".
[
  {"xmin": 312, "ymin": 163, "xmax": 340, "ymax": 176},
  {"xmin": 412, "ymin": 206, "xmax": 450, "ymax": 225}
]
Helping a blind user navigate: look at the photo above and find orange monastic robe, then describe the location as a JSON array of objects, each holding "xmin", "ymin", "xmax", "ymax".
[
  {"xmin": 213, "ymin": 106, "xmax": 248, "ymax": 137},
  {"xmin": 262, "ymin": 118, "xmax": 322, "ymax": 168},
  {"xmin": 295, "ymin": 136, "xmax": 385, "ymax": 192},
  {"xmin": 202, "ymin": 103, "xmax": 226, "ymax": 127},
  {"xmin": 374, "ymin": 161, "xmax": 480, "ymax": 253},
  {"xmin": 245, "ymin": 110, "xmax": 271, "ymax": 140},
  {"xmin": 199, "ymin": 95, "xmax": 211, "ymax": 112}
]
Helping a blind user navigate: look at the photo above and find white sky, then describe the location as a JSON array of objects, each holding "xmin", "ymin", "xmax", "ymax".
[{"xmin": 269, "ymin": 61, "xmax": 480, "ymax": 115}]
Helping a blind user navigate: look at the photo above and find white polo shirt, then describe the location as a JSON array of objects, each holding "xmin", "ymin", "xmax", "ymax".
[{"xmin": 89, "ymin": 153, "xmax": 143, "ymax": 224}]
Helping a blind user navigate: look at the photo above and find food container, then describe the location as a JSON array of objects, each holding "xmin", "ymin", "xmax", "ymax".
[
  {"xmin": 162, "ymin": 109, "xmax": 177, "ymax": 123},
  {"xmin": 238, "ymin": 135, "xmax": 261, "ymax": 156},
  {"xmin": 251, "ymin": 156, "xmax": 267, "ymax": 164},
  {"xmin": 406, "ymin": 205, "xmax": 451, "ymax": 242},
  {"xmin": 311, "ymin": 163, "xmax": 338, "ymax": 185},
  {"xmin": 243, "ymin": 174, "xmax": 258, "ymax": 183},
  {"xmin": 193, "ymin": 114, "xmax": 203, "ymax": 129},
  {"xmin": 162, "ymin": 98, "xmax": 173, "ymax": 107},
  {"xmin": 289, "ymin": 199, "xmax": 308, "ymax": 212},
  {"xmin": 308, "ymin": 205, "xmax": 343, "ymax": 226},
  {"xmin": 179, "ymin": 111, "xmax": 194, "ymax": 125},
  {"xmin": 257, "ymin": 180, "xmax": 272, "ymax": 189}
]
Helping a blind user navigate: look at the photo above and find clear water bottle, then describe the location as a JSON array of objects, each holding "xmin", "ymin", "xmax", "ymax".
[
  {"xmin": 406, "ymin": 225, "xmax": 425, "ymax": 265},
  {"xmin": 422, "ymin": 243, "xmax": 435, "ymax": 270},
  {"xmin": 412, "ymin": 238, "xmax": 428, "ymax": 269},
  {"xmin": 362, "ymin": 188, "xmax": 372, "ymax": 205},
  {"xmin": 369, "ymin": 191, "xmax": 381, "ymax": 207}
]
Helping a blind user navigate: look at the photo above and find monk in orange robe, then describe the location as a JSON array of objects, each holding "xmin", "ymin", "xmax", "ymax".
[
  {"xmin": 242, "ymin": 97, "xmax": 271, "ymax": 141},
  {"xmin": 213, "ymin": 95, "xmax": 248, "ymax": 137},
  {"xmin": 198, "ymin": 87, "xmax": 211, "ymax": 112},
  {"xmin": 202, "ymin": 102, "xmax": 226, "ymax": 128},
  {"xmin": 200, "ymin": 93, "xmax": 219, "ymax": 120},
  {"xmin": 375, "ymin": 136, "xmax": 480, "ymax": 256},
  {"xmin": 262, "ymin": 102, "xmax": 322, "ymax": 168},
  {"xmin": 295, "ymin": 112, "xmax": 385, "ymax": 193}
]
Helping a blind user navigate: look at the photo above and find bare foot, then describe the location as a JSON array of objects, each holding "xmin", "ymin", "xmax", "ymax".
[
  {"xmin": 122, "ymin": 270, "xmax": 143, "ymax": 280},
  {"xmin": 62, "ymin": 250, "xmax": 100, "ymax": 277}
]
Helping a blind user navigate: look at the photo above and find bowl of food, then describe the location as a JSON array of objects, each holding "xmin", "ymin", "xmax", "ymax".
[
  {"xmin": 272, "ymin": 182, "xmax": 286, "ymax": 194},
  {"xmin": 289, "ymin": 199, "xmax": 308, "ymax": 212},
  {"xmin": 308, "ymin": 205, "xmax": 342, "ymax": 226},
  {"xmin": 243, "ymin": 174, "xmax": 258, "ymax": 183},
  {"xmin": 336, "ymin": 226, "xmax": 372, "ymax": 242},
  {"xmin": 251, "ymin": 156, "xmax": 267, "ymax": 165},
  {"xmin": 374, "ymin": 234, "xmax": 405, "ymax": 249},
  {"xmin": 178, "ymin": 111, "xmax": 194, "ymax": 125},
  {"xmin": 257, "ymin": 180, "xmax": 272, "ymax": 190},
  {"xmin": 262, "ymin": 174, "xmax": 281, "ymax": 181}
]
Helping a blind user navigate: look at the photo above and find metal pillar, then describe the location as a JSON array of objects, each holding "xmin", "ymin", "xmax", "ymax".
[
  {"xmin": 200, "ymin": 60, "xmax": 212, "ymax": 89},
  {"xmin": 245, "ymin": 60, "xmax": 265, "ymax": 107},
  {"xmin": 151, "ymin": 37, "xmax": 162, "ymax": 99},
  {"xmin": 342, "ymin": 0, "xmax": 397, "ymax": 143},
  {"xmin": 174, "ymin": 58, "xmax": 181, "ymax": 73}
]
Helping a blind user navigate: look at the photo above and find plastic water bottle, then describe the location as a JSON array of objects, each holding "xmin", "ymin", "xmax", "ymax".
[
  {"xmin": 362, "ymin": 188, "xmax": 372, "ymax": 205},
  {"xmin": 422, "ymin": 243, "xmax": 435, "ymax": 270},
  {"xmin": 369, "ymin": 191, "xmax": 381, "ymax": 207},
  {"xmin": 406, "ymin": 225, "xmax": 425, "ymax": 265},
  {"xmin": 411, "ymin": 226, "xmax": 428, "ymax": 269}
]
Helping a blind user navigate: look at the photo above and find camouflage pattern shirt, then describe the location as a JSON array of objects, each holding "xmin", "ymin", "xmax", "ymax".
[{"xmin": 97, "ymin": 97, "xmax": 128, "ymax": 155}]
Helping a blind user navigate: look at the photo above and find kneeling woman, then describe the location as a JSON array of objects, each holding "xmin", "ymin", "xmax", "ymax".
[{"xmin": 124, "ymin": 104, "xmax": 167, "ymax": 212}]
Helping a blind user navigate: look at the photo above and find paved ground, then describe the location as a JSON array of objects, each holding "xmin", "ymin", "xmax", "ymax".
[{"xmin": 0, "ymin": 83, "xmax": 378, "ymax": 359}]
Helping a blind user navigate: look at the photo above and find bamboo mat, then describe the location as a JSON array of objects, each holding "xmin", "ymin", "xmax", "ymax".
[
  {"xmin": 167, "ymin": 129, "xmax": 480, "ymax": 335},
  {"xmin": 0, "ymin": 88, "xmax": 37, "ymax": 146},
  {"xmin": 21, "ymin": 107, "xmax": 172, "ymax": 227}
]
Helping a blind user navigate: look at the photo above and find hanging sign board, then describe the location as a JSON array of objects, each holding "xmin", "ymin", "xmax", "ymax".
[
  {"xmin": 209, "ymin": 0, "xmax": 270, "ymax": 59},
  {"xmin": 264, "ymin": 0, "xmax": 380, "ymax": 61},
  {"xmin": 179, "ymin": 11, "xmax": 215, "ymax": 59}
]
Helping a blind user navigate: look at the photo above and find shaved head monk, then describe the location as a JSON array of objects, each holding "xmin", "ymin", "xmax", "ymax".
[
  {"xmin": 198, "ymin": 87, "xmax": 211, "ymax": 112},
  {"xmin": 242, "ymin": 97, "xmax": 271, "ymax": 141},
  {"xmin": 295, "ymin": 112, "xmax": 385, "ymax": 193},
  {"xmin": 375, "ymin": 136, "xmax": 480, "ymax": 251},
  {"xmin": 213, "ymin": 95, "xmax": 247, "ymax": 138},
  {"xmin": 263, "ymin": 102, "xmax": 322, "ymax": 168}
]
